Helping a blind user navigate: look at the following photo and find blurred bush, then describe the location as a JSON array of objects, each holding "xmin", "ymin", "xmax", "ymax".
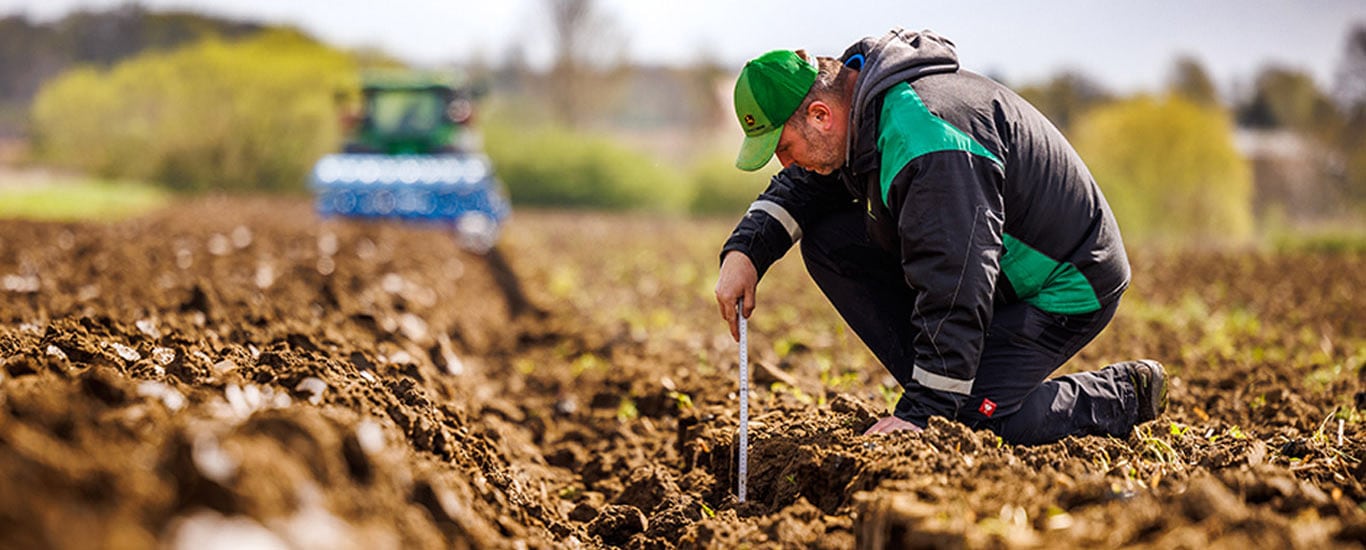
[
  {"xmin": 482, "ymin": 120, "xmax": 692, "ymax": 211},
  {"xmin": 684, "ymin": 155, "xmax": 772, "ymax": 215},
  {"xmin": 1074, "ymin": 95, "xmax": 1254, "ymax": 245},
  {"xmin": 482, "ymin": 118, "xmax": 775, "ymax": 214},
  {"xmin": 30, "ymin": 30, "xmax": 356, "ymax": 192}
]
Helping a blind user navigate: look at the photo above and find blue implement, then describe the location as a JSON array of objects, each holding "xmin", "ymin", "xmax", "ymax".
[{"xmin": 309, "ymin": 153, "xmax": 510, "ymax": 252}]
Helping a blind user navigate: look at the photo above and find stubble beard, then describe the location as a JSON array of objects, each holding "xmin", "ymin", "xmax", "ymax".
[{"xmin": 798, "ymin": 122, "xmax": 845, "ymax": 175}]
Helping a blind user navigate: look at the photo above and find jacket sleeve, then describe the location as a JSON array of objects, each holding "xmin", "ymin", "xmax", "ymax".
[
  {"xmin": 888, "ymin": 151, "xmax": 1007, "ymax": 425},
  {"xmin": 720, "ymin": 165, "xmax": 852, "ymax": 278}
]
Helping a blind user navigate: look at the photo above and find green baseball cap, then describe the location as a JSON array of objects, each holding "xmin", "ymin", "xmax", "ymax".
[{"xmin": 733, "ymin": 49, "xmax": 818, "ymax": 171}]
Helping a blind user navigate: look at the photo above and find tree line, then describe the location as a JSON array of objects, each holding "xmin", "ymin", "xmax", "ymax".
[
  {"xmin": 8, "ymin": 4, "xmax": 1366, "ymax": 242},
  {"xmin": 0, "ymin": 5, "xmax": 266, "ymax": 136},
  {"xmin": 1015, "ymin": 28, "xmax": 1366, "ymax": 229}
]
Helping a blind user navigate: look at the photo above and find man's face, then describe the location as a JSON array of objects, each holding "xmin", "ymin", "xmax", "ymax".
[{"xmin": 773, "ymin": 100, "xmax": 847, "ymax": 175}]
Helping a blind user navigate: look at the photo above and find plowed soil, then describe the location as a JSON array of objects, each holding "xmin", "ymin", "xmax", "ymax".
[{"xmin": 0, "ymin": 197, "xmax": 1362, "ymax": 549}]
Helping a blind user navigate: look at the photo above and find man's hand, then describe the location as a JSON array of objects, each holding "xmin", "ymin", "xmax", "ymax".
[
  {"xmin": 715, "ymin": 251, "xmax": 758, "ymax": 342},
  {"xmin": 864, "ymin": 415, "xmax": 923, "ymax": 435}
]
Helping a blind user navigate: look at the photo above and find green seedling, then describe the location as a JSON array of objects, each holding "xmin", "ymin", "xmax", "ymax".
[
  {"xmin": 571, "ymin": 353, "xmax": 606, "ymax": 377},
  {"xmin": 1137, "ymin": 425, "xmax": 1179, "ymax": 463},
  {"xmin": 814, "ymin": 353, "xmax": 834, "ymax": 374},
  {"xmin": 616, "ymin": 398, "xmax": 638, "ymax": 422},
  {"xmin": 1305, "ymin": 363, "xmax": 1347, "ymax": 391},
  {"xmin": 773, "ymin": 337, "xmax": 803, "ymax": 358},
  {"xmin": 700, "ymin": 502, "xmax": 716, "ymax": 518},
  {"xmin": 770, "ymin": 382, "xmax": 814, "ymax": 405},
  {"xmin": 1044, "ymin": 506, "xmax": 1074, "ymax": 530},
  {"xmin": 669, "ymin": 391, "xmax": 694, "ymax": 411},
  {"xmin": 1125, "ymin": 464, "xmax": 1142, "ymax": 483},
  {"xmin": 1312, "ymin": 407, "xmax": 1341, "ymax": 445},
  {"xmin": 821, "ymin": 369, "xmax": 862, "ymax": 392},
  {"xmin": 1226, "ymin": 425, "xmax": 1247, "ymax": 440},
  {"xmin": 1144, "ymin": 438, "xmax": 1179, "ymax": 464}
]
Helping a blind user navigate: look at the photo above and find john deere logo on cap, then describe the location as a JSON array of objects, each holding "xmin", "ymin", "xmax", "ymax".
[{"xmin": 743, "ymin": 114, "xmax": 756, "ymax": 127}]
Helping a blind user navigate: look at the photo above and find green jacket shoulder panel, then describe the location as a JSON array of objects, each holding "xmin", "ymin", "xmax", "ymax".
[{"xmin": 876, "ymin": 81, "xmax": 1002, "ymax": 205}]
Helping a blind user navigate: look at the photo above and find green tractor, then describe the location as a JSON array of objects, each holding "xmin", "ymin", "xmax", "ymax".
[
  {"xmin": 310, "ymin": 72, "xmax": 535, "ymax": 318},
  {"xmin": 310, "ymin": 71, "xmax": 509, "ymax": 253},
  {"xmin": 344, "ymin": 72, "xmax": 475, "ymax": 155}
]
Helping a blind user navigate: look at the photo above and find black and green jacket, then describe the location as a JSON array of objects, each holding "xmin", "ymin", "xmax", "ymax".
[{"xmin": 722, "ymin": 28, "xmax": 1130, "ymax": 424}]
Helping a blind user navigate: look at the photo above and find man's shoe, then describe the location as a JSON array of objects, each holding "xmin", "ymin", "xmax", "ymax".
[{"xmin": 1128, "ymin": 359, "xmax": 1168, "ymax": 423}]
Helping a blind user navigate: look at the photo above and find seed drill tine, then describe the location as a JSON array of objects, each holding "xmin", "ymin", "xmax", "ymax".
[{"xmin": 737, "ymin": 299, "xmax": 749, "ymax": 504}]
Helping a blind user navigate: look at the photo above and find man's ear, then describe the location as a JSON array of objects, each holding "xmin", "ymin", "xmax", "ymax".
[{"xmin": 807, "ymin": 101, "xmax": 834, "ymax": 131}]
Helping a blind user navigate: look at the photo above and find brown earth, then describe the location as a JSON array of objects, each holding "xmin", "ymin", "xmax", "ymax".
[{"xmin": 0, "ymin": 197, "xmax": 1363, "ymax": 549}]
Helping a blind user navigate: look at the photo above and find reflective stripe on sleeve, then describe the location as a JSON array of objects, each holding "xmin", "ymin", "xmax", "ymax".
[
  {"xmin": 911, "ymin": 366, "xmax": 974, "ymax": 395},
  {"xmin": 747, "ymin": 200, "xmax": 802, "ymax": 242}
]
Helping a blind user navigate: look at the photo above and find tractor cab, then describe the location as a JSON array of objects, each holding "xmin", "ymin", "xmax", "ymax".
[{"xmin": 345, "ymin": 73, "xmax": 476, "ymax": 155}]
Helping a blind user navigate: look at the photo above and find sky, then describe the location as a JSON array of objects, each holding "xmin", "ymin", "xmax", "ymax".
[{"xmin": 4, "ymin": 0, "xmax": 1365, "ymax": 97}]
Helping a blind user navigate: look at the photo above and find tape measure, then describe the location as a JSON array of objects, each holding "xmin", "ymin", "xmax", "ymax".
[{"xmin": 737, "ymin": 299, "xmax": 749, "ymax": 503}]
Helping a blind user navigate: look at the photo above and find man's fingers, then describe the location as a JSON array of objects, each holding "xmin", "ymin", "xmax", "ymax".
[
  {"xmin": 717, "ymin": 293, "xmax": 739, "ymax": 342},
  {"xmin": 865, "ymin": 418, "xmax": 893, "ymax": 434},
  {"xmin": 863, "ymin": 416, "xmax": 921, "ymax": 435},
  {"xmin": 716, "ymin": 251, "xmax": 758, "ymax": 338}
]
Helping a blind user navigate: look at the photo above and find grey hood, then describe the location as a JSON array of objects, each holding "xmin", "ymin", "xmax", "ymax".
[{"xmin": 841, "ymin": 28, "xmax": 960, "ymax": 176}]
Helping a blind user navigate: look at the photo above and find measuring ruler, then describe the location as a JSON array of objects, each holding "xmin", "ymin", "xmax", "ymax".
[{"xmin": 737, "ymin": 300, "xmax": 749, "ymax": 503}]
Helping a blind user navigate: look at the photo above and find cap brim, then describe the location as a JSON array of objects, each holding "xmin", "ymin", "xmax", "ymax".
[{"xmin": 735, "ymin": 126, "xmax": 782, "ymax": 171}]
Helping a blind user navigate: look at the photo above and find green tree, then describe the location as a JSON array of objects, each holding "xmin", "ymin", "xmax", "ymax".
[
  {"xmin": 1016, "ymin": 70, "xmax": 1111, "ymax": 134},
  {"xmin": 1073, "ymin": 95, "xmax": 1254, "ymax": 245},
  {"xmin": 1333, "ymin": 24, "xmax": 1366, "ymax": 202},
  {"xmin": 1169, "ymin": 56, "xmax": 1220, "ymax": 106},
  {"xmin": 31, "ymin": 30, "xmax": 357, "ymax": 192},
  {"xmin": 0, "ymin": 6, "xmax": 266, "ymax": 136},
  {"xmin": 1237, "ymin": 66, "xmax": 1338, "ymax": 139},
  {"xmin": 1333, "ymin": 24, "xmax": 1366, "ymax": 108}
]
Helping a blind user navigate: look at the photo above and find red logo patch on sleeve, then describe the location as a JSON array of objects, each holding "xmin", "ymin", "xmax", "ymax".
[{"xmin": 978, "ymin": 398, "xmax": 997, "ymax": 417}]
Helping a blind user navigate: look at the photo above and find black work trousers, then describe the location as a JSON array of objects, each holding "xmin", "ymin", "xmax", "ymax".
[{"xmin": 799, "ymin": 207, "xmax": 1142, "ymax": 445}]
